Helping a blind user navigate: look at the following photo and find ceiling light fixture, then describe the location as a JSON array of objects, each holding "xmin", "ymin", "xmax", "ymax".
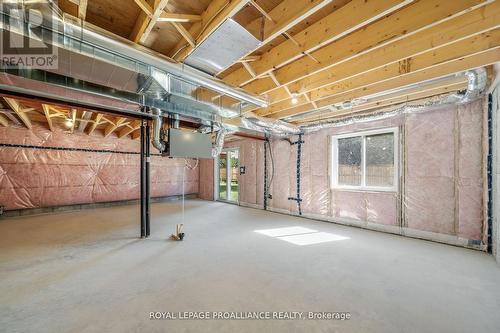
[{"xmin": 291, "ymin": 93, "xmax": 299, "ymax": 105}]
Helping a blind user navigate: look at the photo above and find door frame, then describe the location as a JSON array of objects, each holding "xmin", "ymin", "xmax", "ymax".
[{"xmin": 215, "ymin": 148, "xmax": 240, "ymax": 204}]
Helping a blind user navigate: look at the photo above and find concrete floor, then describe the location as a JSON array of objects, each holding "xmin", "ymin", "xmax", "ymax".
[{"xmin": 1, "ymin": 200, "xmax": 499, "ymax": 333}]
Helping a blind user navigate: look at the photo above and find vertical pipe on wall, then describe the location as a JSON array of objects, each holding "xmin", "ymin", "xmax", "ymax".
[
  {"xmin": 146, "ymin": 121, "xmax": 151, "ymax": 238},
  {"xmin": 140, "ymin": 121, "xmax": 146, "ymax": 238},
  {"xmin": 264, "ymin": 137, "xmax": 268, "ymax": 210},
  {"xmin": 487, "ymin": 94, "xmax": 493, "ymax": 253}
]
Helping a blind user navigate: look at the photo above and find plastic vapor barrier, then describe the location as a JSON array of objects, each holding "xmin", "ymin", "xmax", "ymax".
[
  {"xmin": 0, "ymin": 123, "xmax": 199, "ymax": 210},
  {"xmin": 214, "ymin": 100, "xmax": 487, "ymax": 249}
]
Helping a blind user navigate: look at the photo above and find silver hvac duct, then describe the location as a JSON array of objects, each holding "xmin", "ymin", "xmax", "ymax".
[
  {"xmin": 9, "ymin": 1, "xmax": 267, "ymax": 108},
  {"xmin": 300, "ymin": 68, "xmax": 487, "ymax": 132},
  {"xmin": 239, "ymin": 112, "xmax": 302, "ymax": 137},
  {"xmin": 151, "ymin": 108, "xmax": 166, "ymax": 153},
  {"xmin": 0, "ymin": 1, "xmax": 267, "ymax": 119}
]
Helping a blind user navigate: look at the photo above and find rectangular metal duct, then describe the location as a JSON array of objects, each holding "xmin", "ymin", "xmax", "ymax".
[{"xmin": 184, "ymin": 19, "xmax": 261, "ymax": 75}]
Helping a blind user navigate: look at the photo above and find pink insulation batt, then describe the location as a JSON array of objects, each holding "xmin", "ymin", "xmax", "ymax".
[
  {"xmin": 214, "ymin": 100, "xmax": 486, "ymax": 243},
  {"xmin": 0, "ymin": 123, "xmax": 199, "ymax": 210}
]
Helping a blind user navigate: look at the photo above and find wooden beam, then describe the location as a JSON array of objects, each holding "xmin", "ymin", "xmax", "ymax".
[
  {"xmin": 250, "ymin": 0, "xmax": 273, "ymax": 22},
  {"xmin": 223, "ymin": 0, "xmax": 411, "ymax": 87},
  {"xmin": 252, "ymin": 1, "xmax": 500, "ymax": 111},
  {"xmin": 240, "ymin": 0, "xmax": 491, "ymax": 95},
  {"xmin": 296, "ymin": 79, "xmax": 468, "ymax": 123},
  {"xmin": 69, "ymin": 109, "xmax": 77, "ymax": 133},
  {"xmin": 118, "ymin": 120, "xmax": 142, "ymax": 138},
  {"xmin": 269, "ymin": 48, "xmax": 500, "ymax": 119},
  {"xmin": 3, "ymin": 97, "xmax": 32, "ymax": 129},
  {"xmin": 171, "ymin": 0, "xmax": 250, "ymax": 61},
  {"xmin": 140, "ymin": 0, "xmax": 171, "ymax": 44},
  {"xmin": 242, "ymin": 0, "xmax": 341, "ymax": 53},
  {"xmin": 42, "ymin": 104, "xmax": 54, "ymax": 132},
  {"xmin": 238, "ymin": 55, "xmax": 261, "ymax": 63},
  {"xmin": 78, "ymin": 0, "xmax": 88, "ymax": 20},
  {"xmin": 256, "ymin": 30, "xmax": 500, "ymax": 116},
  {"xmin": 0, "ymin": 113, "xmax": 8, "ymax": 127},
  {"xmin": 104, "ymin": 117, "xmax": 128, "ymax": 138},
  {"xmin": 158, "ymin": 12, "xmax": 201, "ymax": 22},
  {"xmin": 78, "ymin": 111, "xmax": 92, "ymax": 132},
  {"xmin": 134, "ymin": 0, "xmax": 154, "ymax": 17},
  {"xmin": 171, "ymin": 22, "xmax": 195, "ymax": 48},
  {"xmin": 87, "ymin": 113, "xmax": 103, "ymax": 135},
  {"xmin": 131, "ymin": 129, "xmax": 141, "ymax": 140},
  {"xmin": 130, "ymin": 0, "xmax": 155, "ymax": 43}
]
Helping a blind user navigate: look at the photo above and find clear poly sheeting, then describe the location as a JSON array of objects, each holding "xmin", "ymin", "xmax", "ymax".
[
  {"xmin": 0, "ymin": 123, "xmax": 198, "ymax": 210},
  {"xmin": 212, "ymin": 99, "xmax": 486, "ymax": 246}
]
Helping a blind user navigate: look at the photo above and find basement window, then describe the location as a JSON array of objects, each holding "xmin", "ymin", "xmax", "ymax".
[{"xmin": 331, "ymin": 128, "xmax": 398, "ymax": 192}]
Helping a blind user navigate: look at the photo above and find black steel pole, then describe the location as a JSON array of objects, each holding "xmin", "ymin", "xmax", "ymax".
[
  {"xmin": 145, "ymin": 121, "xmax": 151, "ymax": 237},
  {"xmin": 140, "ymin": 121, "xmax": 146, "ymax": 238}
]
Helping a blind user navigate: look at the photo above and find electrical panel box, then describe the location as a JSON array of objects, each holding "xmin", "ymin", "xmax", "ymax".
[{"xmin": 168, "ymin": 128, "xmax": 213, "ymax": 159}]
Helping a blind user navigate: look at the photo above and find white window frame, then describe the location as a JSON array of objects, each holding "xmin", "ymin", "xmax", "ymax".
[{"xmin": 331, "ymin": 127, "xmax": 399, "ymax": 192}]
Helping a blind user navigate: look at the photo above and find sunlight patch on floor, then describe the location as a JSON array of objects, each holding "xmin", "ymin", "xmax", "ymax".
[{"xmin": 255, "ymin": 227, "xmax": 350, "ymax": 246}]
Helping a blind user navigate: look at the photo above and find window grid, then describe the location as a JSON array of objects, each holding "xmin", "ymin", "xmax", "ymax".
[{"xmin": 331, "ymin": 128, "xmax": 398, "ymax": 192}]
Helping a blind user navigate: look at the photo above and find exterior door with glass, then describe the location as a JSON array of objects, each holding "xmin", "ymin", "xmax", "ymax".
[{"xmin": 218, "ymin": 149, "xmax": 239, "ymax": 203}]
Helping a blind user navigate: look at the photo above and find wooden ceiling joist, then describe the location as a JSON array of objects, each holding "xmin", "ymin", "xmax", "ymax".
[
  {"xmin": 171, "ymin": 22, "xmax": 196, "ymax": 48},
  {"xmin": 104, "ymin": 117, "xmax": 128, "ymax": 138},
  {"xmin": 69, "ymin": 109, "xmax": 77, "ymax": 133},
  {"xmin": 134, "ymin": 0, "xmax": 154, "ymax": 17},
  {"xmin": 42, "ymin": 104, "xmax": 54, "ymax": 132},
  {"xmin": 250, "ymin": 0, "xmax": 274, "ymax": 22},
  {"xmin": 256, "ymin": 29, "xmax": 500, "ymax": 116},
  {"xmin": 296, "ymin": 78, "xmax": 469, "ymax": 124},
  {"xmin": 250, "ymin": 0, "xmax": 500, "ymax": 116},
  {"xmin": 118, "ymin": 120, "xmax": 142, "ymax": 138},
  {"xmin": 171, "ymin": 0, "xmax": 250, "ymax": 61},
  {"xmin": 223, "ymin": 0, "xmax": 412, "ymax": 87},
  {"xmin": 78, "ymin": 0, "xmax": 88, "ymax": 20},
  {"xmin": 0, "ymin": 113, "xmax": 8, "ymax": 127},
  {"xmin": 244, "ymin": 0, "xmax": 493, "ymax": 99},
  {"xmin": 140, "ymin": 0, "xmax": 171, "ymax": 43},
  {"xmin": 87, "ymin": 114, "xmax": 104, "ymax": 135},
  {"xmin": 3, "ymin": 97, "xmax": 32, "ymax": 129},
  {"xmin": 269, "ymin": 48, "xmax": 500, "ymax": 120},
  {"xmin": 158, "ymin": 13, "xmax": 202, "ymax": 23},
  {"xmin": 78, "ymin": 111, "xmax": 92, "ymax": 132}
]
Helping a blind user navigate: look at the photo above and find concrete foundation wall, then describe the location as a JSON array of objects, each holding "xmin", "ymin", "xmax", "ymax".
[
  {"xmin": 0, "ymin": 123, "xmax": 199, "ymax": 211},
  {"xmin": 219, "ymin": 100, "xmax": 487, "ymax": 249}
]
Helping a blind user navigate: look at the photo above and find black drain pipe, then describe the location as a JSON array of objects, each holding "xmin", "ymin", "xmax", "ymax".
[
  {"xmin": 286, "ymin": 134, "xmax": 304, "ymax": 216},
  {"xmin": 140, "ymin": 121, "xmax": 146, "ymax": 238},
  {"xmin": 145, "ymin": 121, "xmax": 151, "ymax": 237},
  {"xmin": 487, "ymin": 94, "xmax": 493, "ymax": 253},
  {"xmin": 264, "ymin": 137, "xmax": 268, "ymax": 211}
]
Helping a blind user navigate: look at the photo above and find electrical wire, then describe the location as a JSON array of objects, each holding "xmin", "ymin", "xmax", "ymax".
[
  {"xmin": 181, "ymin": 158, "xmax": 199, "ymax": 224},
  {"xmin": 266, "ymin": 140, "xmax": 275, "ymax": 197}
]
